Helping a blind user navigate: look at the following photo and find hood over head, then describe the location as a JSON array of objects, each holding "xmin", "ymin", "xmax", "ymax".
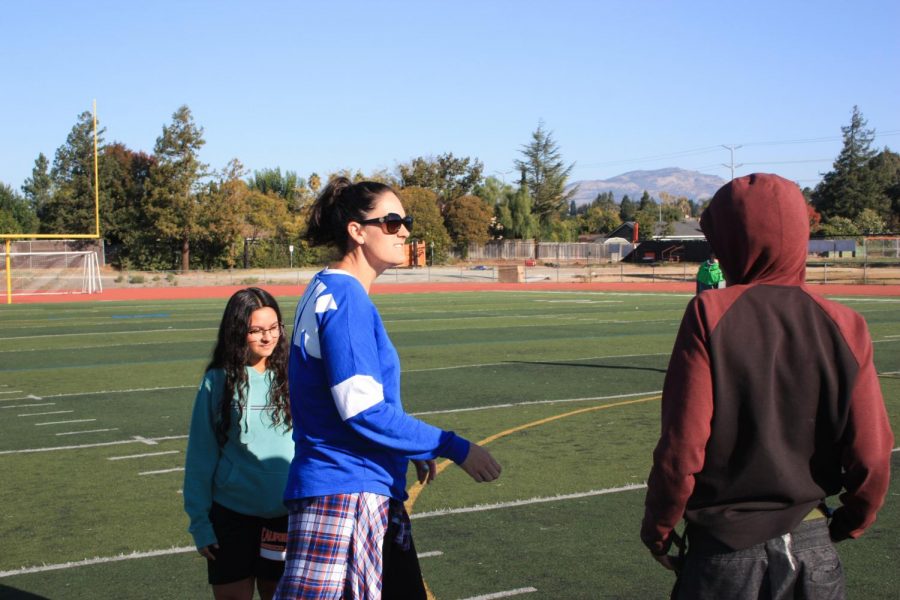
[{"xmin": 700, "ymin": 173, "xmax": 808, "ymax": 286}]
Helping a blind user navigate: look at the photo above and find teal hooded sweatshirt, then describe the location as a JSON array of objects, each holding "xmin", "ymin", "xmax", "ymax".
[{"xmin": 183, "ymin": 367, "xmax": 294, "ymax": 549}]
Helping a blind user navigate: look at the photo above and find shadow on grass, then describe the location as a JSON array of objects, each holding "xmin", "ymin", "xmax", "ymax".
[
  {"xmin": 505, "ymin": 360, "xmax": 667, "ymax": 374},
  {"xmin": 0, "ymin": 585, "xmax": 52, "ymax": 600}
]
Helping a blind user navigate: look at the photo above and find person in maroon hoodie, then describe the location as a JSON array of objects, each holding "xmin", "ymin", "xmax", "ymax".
[{"xmin": 640, "ymin": 173, "xmax": 893, "ymax": 599}]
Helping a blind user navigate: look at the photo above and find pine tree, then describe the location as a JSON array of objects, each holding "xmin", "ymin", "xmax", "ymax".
[
  {"xmin": 21, "ymin": 153, "xmax": 53, "ymax": 226},
  {"xmin": 514, "ymin": 122, "xmax": 576, "ymax": 228},
  {"xmin": 42, "ymin": 111, "xmax": 105, "ymax": 234},
  {"xmin": 813, "ymin": 106, "xmax": 882, "ymax": 220}
]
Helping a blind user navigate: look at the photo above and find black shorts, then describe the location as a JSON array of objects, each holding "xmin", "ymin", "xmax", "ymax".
[{"xmin": 207, "ymin": 502, "xmax": 288, "ymax": 585}]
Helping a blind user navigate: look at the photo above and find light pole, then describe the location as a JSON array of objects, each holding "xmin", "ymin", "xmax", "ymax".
[{"xmin": 721, "ymin": 144, "xmax": 744, "ymax": 181}]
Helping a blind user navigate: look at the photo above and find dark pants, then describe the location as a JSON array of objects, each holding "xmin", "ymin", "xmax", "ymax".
[
  {"xmin": 381, "ymin": 505, "xmax": 426, "ymax": 600},
  {"xmin": 674, "ymin": 519, "xmax": 844, "ymax": 600}
]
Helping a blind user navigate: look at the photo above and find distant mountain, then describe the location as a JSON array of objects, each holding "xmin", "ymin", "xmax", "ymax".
[{"xmin": 566, "ymin": 168, "xmax": 726, "ymax": 205}]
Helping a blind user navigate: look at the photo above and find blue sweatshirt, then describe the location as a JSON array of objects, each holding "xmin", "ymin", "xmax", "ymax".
[
  {"xmin": 284, "ymin": 269, "xmax": 469, "ymax": 502},
  {"xmin": 183, "ymin": 367, "xmax": 294, "ymax": 549}
]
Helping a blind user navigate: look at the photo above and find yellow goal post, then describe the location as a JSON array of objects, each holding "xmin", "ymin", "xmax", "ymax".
[{"xmin": 2, "ymin": 101, "xmax": 102, "ymax": 304}]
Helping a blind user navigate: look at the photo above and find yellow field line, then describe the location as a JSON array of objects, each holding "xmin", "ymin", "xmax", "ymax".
[
  {"xmin": 407, "ymin": 394, "xmax": 661, "ymax": 600},
  {"xmin": 406, "ymin": 394, "xmax": 661, "ymax": 512}
]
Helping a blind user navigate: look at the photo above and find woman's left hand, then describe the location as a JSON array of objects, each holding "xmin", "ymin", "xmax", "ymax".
[{"xmin": 413, "ymin": 459, "xmax": 436, "ymax": 484}]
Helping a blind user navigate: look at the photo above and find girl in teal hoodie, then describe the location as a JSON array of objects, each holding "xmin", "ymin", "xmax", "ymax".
[{"xmin": 184, "ymin": 288, "xmax": 293, "ymax": 600}]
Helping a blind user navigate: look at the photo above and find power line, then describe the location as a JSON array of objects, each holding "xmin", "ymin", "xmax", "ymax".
[{"xmin": 572, "ymin": 130, "xmax": 900, "ymax": 172}]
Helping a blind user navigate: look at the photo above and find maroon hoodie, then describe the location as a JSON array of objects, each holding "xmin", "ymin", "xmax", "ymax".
[{"xmin": 641, "ymin": 173, "xmax": 893, "ymax": 553}]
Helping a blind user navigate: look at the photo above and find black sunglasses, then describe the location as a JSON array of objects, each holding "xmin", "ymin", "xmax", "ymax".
[{"xmin": 358, "ymin": 213, "xmax": 413, "ymax": 234}]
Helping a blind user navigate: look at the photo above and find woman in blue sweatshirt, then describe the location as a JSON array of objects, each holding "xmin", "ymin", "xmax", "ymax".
[
  {"xmin": 275, "ymin": 178, "xmax": 502, "ymax": 600},
  {"xmin": 184, "ymin": 287, "xmax": 294, "ymax": 600}
]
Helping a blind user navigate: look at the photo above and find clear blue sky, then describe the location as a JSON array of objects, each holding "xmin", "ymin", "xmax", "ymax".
[{"xmin": 2, "ymin": 0, "xmax": 898, "ymax": 193}]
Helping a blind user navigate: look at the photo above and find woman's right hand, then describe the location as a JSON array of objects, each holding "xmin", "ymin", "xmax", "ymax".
[
  {"xmin": 460, "ymin": 443, "xmax": 501, "ymax": 482},
  {"xmin": 198, "ymin": 544, "xmax": 218, "ymax": 560}
]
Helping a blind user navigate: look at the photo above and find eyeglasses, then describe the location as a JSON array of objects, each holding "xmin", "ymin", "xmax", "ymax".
[
  {"xmin": 358, "ymin": 213, "xmax": 413, "ymax": 235},
  {"xmin": 247, "ymin": 323, "xmax": 282, "ymax": 340}
]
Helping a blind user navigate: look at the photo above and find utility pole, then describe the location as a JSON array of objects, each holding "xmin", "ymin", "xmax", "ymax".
[{"xmin": 721, "ymin": 144, "xmax": 743, "ymax": 181}]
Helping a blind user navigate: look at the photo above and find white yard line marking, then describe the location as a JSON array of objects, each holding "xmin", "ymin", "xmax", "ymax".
[
  {"xmin": 459, "ymin": 587, "xmax": 538, "ymax": 600},
  {"xmin": 139, "ymin": 467, "xmax": 184, "ymax": 476},
  {"xmin": 0, "ymin": 327, "xmax": 216, "ymax": 342},
  {"xmin": 55, "ymin": 428, "xmax": 118, "ymax": 436},
  {"xmin": 4, "ymin": 385, "xmax": 194, "ymax": 402},
  {"xmin": 132, "ymin": 436, "xmax": 160, "ymax": 445},
  {"xmin": 0, "ymin": 547, "xmax": 196, "ymax": 578},
  {"xmin": 108, "ymin": 450, "xmax": 180, "ymax": 461},
  {"xmin": 0, "ymin": 434, "xmax": 188, "ymax": 455},
  {"xmin": 411, "ymin": 391, "xmax": 661, "ymax": 417},
  {"xmin": 18, "ymin": 411, "xmax": 75, "ymax": 417},
  {"xmin": 37, "ymin": 419, "xmax": 97, "ymax": 426},
  {"xmin": 2, "ymin": 403, "xmax": 55, "ymax": 409},
  {"xmin": 0, "ymin": 390, "xmax": 23, "ymax": 394},
  {"xmin": 0, "ymin": 485, "xmax": 646, "ymax": 577},
  {"xmin": 873, "ymin": 340, "xmax": 900, "ymax": 344},
  {"xmin": 417, "ymin": 551, "xmax": 443, "ymax": 559},
  {"xmin": 829, "ymin": 297, "xmax": 900, "ymax": 303},
  {"xmin": 411, "ymin": 484, "xmax": 647, "ymax": 520}
]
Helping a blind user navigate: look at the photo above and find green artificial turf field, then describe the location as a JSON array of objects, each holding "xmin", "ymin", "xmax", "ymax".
[{"xmin": 0, "ymin": 290, "xmax": 897, "ymax": 599}]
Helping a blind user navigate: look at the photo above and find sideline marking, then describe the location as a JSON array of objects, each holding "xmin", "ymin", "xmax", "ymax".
[
  {"xmin": 405, "ymin": 394, "xmax": 661, "ymax": 512},
  {"xmin": 0, "ymin": 327, "xmax": 216, "ymax": 342},
  {"xmin": 55, "ymin": 428, "xmax": 118, "ymax": 436},
  {"xmin": 460, "ymin": 587, "xmax": 538, "ymax": 600},
  {"xmin": 0, "ymin": 434, "xmax": 187, "ymax": 455},
  {"xmin": 37, "ymin": 419, "xmax": 96, "ymax": 426},
  {"xmin": 411, "ymin": 485, "xmax": 647, "ymax": 520},
  {"xmin": 139, "ymin": 467, "xmax": 184, "ymax": 476},
  {"xmin": 0, "ymin": 546, "xmax": 446, "ymax": 579},
  {"xmin": 108, "ymin": 450, "xmax": 179, "ymax": 461},
  {"xmin": 18, "ymin": 411, "xmax": 75, "ymax": 417},
  {"xmin": 0, "ymin": 547, "xmax": 196, "ymax": 578},
  {"xmin": 412, "ymin": 390, "xmax": 661, "ymax": 417},
  {"xmin": 3, "ymin": 386, "xmax": 194, "ymax": 402}
]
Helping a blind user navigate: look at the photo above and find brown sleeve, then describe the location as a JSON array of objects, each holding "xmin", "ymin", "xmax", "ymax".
[
  {"xmin": 641, "ymin": 298, "xmax": 715, "ymax": 554},
  {"xmin": 830, "ymin": 327, "xmax": 894, "ymax": 541}
]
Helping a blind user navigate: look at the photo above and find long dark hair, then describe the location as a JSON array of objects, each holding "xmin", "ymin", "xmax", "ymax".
[
  {"xmin": 206, "ymin": 287, "xmax": 290, "ymax": 446},
  {"xmin": 306, "ymin": 176, "xmax": 398, "ymax": 253}
]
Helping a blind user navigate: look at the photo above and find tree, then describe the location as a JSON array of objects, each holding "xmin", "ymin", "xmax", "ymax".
[
  {"xmin": 144, "ymin": 105, "xmax": 208, "ymax": 271},
  {"xmin": 443, "ymin": 194, "xmax": 493, "ymax": 257},
  {"xmin": 247, "ymin": 167, "xmax": 306, "ymax": 210},
  {"xmin": 101, "ymin": 143, "xmax": 155, "ymax": 267},
  {"xmin": 619, "ymin": 195, "xmax": 636, "ymax": 221},
  {"xmin": 0, "ymin": 183, "xmax": 38, "ymax": 233},
  {"xmin": 807, "ymin": 202, "xmax": 823, "ymax": 234},
  {"xmin": 813, "ymin": 106, "xmax": 882, "ymax": 220},
  {"xmin": 397, "ymin": 153, "xmax": 483, "ymax": 206},
  {"xmin": 397, "ymin": 186, "xmax": 452, "ymax": 264},
  {"xmin": 592, "ymin": 191, "xmax": 616, "ymax": 212},
  {"xmin": 819, "ymin": 216, "xmax": 859, "ymax": 237},
  {"xmin": 865, "ymin": 148, "xmax": 900, "ymax": 230},
  {"xmin": 42, "ymin": 111, "xmax": 105, "ymax": 235},
  {"xmin": 473, "ymin": 175, "xmax": 513, "ymax": 206},
  {"xmin": 21, "ymin": 153, "xmax": 53, "ymax": 227},
  {"xmin": 634, "ymin": 209, "xmax": 660, "ymax": 241},
  {"xmin": 497, "ymin": 182, "xmax": 538, "ymax": 240},
  {"xmin": 638, "ymin": 190, "xmax": 656, "ymax": 211},
  {"xmin": 854, "ymin": 208, "xmax": 886, "ymax": 234},
  {"xmin": 580, "ymin": 205, "xmax": 621, "ymax": 235},
  {"xmin": 514, "ymin": 122, "xmax": 576, "ymax": 227}
]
